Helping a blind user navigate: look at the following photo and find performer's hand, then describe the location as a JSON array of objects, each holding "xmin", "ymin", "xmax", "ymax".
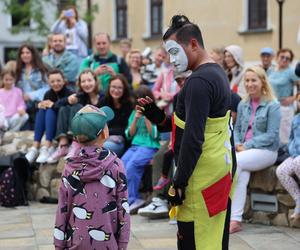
[
  {"xmin": 137, "ymin": 96, "xmax": 166, "ymax": 125},
  {"xmin": 167, "ymin": 185, "xmax": 185, "ymax": 206}
]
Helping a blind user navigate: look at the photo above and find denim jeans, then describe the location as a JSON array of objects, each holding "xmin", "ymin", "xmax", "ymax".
[{"xmin": 34, "ymin": 108, "xmax": 57, "ymax": 142}]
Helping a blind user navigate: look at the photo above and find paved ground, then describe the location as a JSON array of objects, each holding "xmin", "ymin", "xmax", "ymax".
[{"xmin": 0, "ymin": 202, "xmax": 300, "ymax": 250}]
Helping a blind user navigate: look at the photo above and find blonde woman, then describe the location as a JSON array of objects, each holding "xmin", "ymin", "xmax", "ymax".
[
  {"xmin": 230, "ymin": 66, "xmax": 281, "ymax": 233},
  {"xmin": 126, "ymin": 49, "xmax": 148, "ymax": 90}
]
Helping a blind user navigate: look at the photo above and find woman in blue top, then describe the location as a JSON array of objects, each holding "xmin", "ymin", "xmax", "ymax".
[
  {"xmin": 268, "ymin": 48, "xmax": 299, "ymax": 144},
  {"xmin": 276, "ymin": 92, "xmax": 300, "ymax": 220},
  {"xmin": 230, "ymin": 66, "xmax": 281, "ymax": 233},
  {"xmin": 16, "ymin": 43, "xmax": 49, "ymax": 129}
]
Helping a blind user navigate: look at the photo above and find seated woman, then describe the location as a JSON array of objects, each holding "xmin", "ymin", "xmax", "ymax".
[
  {"xmin": 230, "ymin": 66, "xmax": 281, "ymax": 233},
  {"xmin": 99, "ymin": 74, "xmax": 133, "ymax": 157},
  {"xmin": 121, "ymin": 86, "xmax": 160, "ymax": 212},
  {"xmin": 47, "ymin": 69, "xmax": 104, "ymax": 163},
  {"xmin": 276, "ymin": 92, "xmax": 300, "ymax": 220},
  {"xmin": 127, "ymin": 49, "xmax": 148, "ymax": 90},
  {"xmin": 25, "ymin": 70, "xmax": 73, "ymax": 164},
  {"xmin": 16, "ymin": 44, "xmax": 49, "ymax": 129}
]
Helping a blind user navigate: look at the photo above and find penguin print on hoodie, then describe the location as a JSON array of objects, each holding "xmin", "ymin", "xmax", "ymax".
[{"xmin": 54, "ymin": 147, "xmax": 130, "ymax": 250}]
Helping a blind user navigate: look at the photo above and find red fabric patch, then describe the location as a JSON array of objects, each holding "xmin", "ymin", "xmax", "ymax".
[
  {"xmin": 232, "ymin": 84, "xmax": 238, "ymax": 93},
  {"xmin": 201, "ymin": 173, "xmax": 231, "ymax": 217}
]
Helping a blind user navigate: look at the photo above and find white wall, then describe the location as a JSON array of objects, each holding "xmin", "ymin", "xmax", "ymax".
[{"xmin": 0, "ymin": 1, "xmax": 56, "ymax": 64}]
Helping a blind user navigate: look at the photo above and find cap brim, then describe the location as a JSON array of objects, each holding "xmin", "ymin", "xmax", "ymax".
[{"xmin": 100, "ymin": 106, "xmax": 114, "ymax": 121}]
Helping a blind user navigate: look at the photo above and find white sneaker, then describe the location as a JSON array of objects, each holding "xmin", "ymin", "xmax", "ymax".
[
  {"xmin": 36, "ymin": 146, "xmax": 52, "ymax": 164},
  {"xmin": 25, "ymin": 147, "xmax": 39, "ymax": 163},
  {"xmin": 137, "ymin": 197, "xmax": 169, "ymax": 219},
  {"xmin": 129, "ymin": 199, "xmax": 145, "ymax": 214}
]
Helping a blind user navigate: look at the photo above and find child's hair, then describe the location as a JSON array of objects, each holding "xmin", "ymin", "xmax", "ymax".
[
  {"xmin": 48, "ymin": 69, "xmax": 67, "ymax": 82},
  {"xmin": 0, "ymin": 68, "xmax": 16, "ymax": 88},
  {"xmin": 0, "ymin": 68, "xmax": 16, "ymax": 80},
  {"xmin": 134, "ymin": 85, "xmax": 154, "ymax": 104},
  {"xmin": 4, "ymin": 60, "xmax": 17, "ymax": 73},
  {"xmin": 107, "ymin": 74, "xmax": 132, "ymax": 106},
  {"xmin": 77, "ymin": 69, "xmax": 100, "ymax": 95},
  {"xmin": 47, "ymin": 69, "xmax": 66, "ymax": 79}
]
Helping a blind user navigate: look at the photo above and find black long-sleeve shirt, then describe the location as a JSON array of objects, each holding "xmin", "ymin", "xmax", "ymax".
[
  {"xmin": 173, "ymin": 63, "xmax": 231, "ymax": 188},
  {"xmin": 43, "ymin": 86, "xmax": 74, "ymax": 111}
]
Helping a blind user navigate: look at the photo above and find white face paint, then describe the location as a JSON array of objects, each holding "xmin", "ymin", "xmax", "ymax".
[{"xmin": 165, "ymin": 40, "xmax": 188, "ymax": 73}]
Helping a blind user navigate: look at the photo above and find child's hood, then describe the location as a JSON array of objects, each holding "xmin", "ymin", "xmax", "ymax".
[{"xmin": 64, "ymin": 146, "xmax": 118, "ymax": 183}]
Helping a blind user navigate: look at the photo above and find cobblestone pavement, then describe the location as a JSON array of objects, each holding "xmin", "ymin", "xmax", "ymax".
[{"xmin": 0, "ymin": 202, "xmax": 300, "ymax": 250}]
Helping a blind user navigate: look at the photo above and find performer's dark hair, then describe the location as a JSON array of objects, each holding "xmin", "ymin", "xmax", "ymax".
[{"xmin": 163, "ymin": 15, "xmax": 204, "ymax": 48}]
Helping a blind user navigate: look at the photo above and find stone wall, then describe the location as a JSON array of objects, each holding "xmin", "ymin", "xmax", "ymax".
[
  {"xmin": 0, "ymin": 131, "xmax": 62, "ymax": 202},
  {"xmin": 1, "ymin": 131, "xmax": 300, "ymax": 228},
  {"xmin": 245, "ymin": 166, "xmax": 300, "ymax": 228}
]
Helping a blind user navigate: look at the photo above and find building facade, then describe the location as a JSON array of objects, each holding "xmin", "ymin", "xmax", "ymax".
[
  {"xmin": 0, "ymin": 1, "xmax": 56, "ymax": 64},
  {"xmin": 91, "ymin": 0, "xmax": 300, "ymax": 61}
]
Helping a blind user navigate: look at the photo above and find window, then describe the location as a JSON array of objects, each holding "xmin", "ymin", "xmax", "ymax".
[
  {"xmin": 116, "ymin": 0, "xmax": 127, "ymax": 38},
  {"xmin": 11, "ymin": 0, "xmax": 30, "ymax": 27},
  {"xmin": 248, "ymin": 0, "xmax": 267, "ymax": 30},
  {"xmin": 150, "ymin": 0, "xmax": 162, "ymax": 36}
]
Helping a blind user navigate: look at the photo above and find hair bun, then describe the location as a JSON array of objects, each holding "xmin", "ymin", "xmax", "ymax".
[{"xmin": 170, "ymin": 15, "xmax": 190, "ymax": 29}]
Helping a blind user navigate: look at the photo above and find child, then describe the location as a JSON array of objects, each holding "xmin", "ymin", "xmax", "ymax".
[
  {"xmin": 276, "ymin": 92, "xmax": 300, "ymax": 220},
  {"xmin": 54, "ymin": 104, "xmax": 130, "ymax": 250},
  {"xmin": 0, "ymin": 69, "xmax": 28, "ymax": 133},
  {"xmin": 25, "ymin": 69, "xmax": 73, "ymax": 164},
  {"xmin": 48, "ymin": 69, "xmax": 105, "ymax": 163},
  {"xmin": 0, "ymin": 105, "xmax": 6, "ymax": 145},
  {"xmin": 121, "ymin": 86, "xmax": 160, "ymax": 212}
]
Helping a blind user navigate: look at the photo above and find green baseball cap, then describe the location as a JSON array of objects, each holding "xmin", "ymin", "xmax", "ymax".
[{"xmin": 71, "ymin": 105, "xmax": 114, "ymax": 143}]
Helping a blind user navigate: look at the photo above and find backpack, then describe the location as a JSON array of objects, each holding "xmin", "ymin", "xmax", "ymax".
[{"xmin": 0, "ymin": 153, "xmax": 30, "ymax": 207}]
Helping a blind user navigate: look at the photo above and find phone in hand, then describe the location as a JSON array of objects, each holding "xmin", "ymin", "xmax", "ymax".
[{"xmin": 64, "ymin": 9, "xmax": 74, "ymax": 18}]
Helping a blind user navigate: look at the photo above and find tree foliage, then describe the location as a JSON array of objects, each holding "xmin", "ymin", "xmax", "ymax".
[{"xmin": 2, "ymin": 0, "xmax": 98, "ymax": 37}]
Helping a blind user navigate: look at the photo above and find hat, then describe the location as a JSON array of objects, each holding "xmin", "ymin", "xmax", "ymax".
[
  {"xmin": 71, "ymin": 105, "xmax": 114, "ymax": 143},
  {"xmin": 225, "ymin": 45, "xmax": 244, "ymax": 68},
  {"xmin": 260, "ymin": 47, "xmax": 274, "ymax": 56}
]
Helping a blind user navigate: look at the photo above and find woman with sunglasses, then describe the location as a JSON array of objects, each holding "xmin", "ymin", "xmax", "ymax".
[{"xmin": 268, "ymin": 48, "xmax": 300, "ymax": 144}]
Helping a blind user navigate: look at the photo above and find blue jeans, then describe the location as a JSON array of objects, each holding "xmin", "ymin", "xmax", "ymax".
[
  {"xmin": 103, "ymin": 139, "xmax": 125, "ymax": 157},
  {"xmin": 121, "ymin": 145, "xmax": 158, "ymax": 204},
  {"xmin": 34, "ymin": 108, "xmax": 57, "ymax": 142}
]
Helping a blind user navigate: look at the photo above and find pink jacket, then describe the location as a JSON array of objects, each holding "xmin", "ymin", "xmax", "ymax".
[
  {"xmin": 0, "ymin": 87, "xmax": 26, "ymax": 117},
  {"xmin": 152, "ymin": 67, "xmax": 180, "ymax": 115}
]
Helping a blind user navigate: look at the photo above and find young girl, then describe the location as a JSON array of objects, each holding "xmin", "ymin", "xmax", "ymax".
[
  {"xmin": 54, "ymin": 104, "xmax": 130, "ymax": 250},
  {"xmin": 25, "ymin": 70, "xmax": 73, "ymax": 164},
  {"xmin": 121, "ymin": 86, "xmax": 160, "ymax": 212},
  {"xmin": 99, "ymin": 74, "xmax": 133, "ymax": 157},
  {"xmin": 48, "ymin": 69, "xmax": 105, "ymax": 163},
  {"xmin": 276, "ymin": 92, "xmax": 300, "ymax": 220},
  {"xmin": 0, "ymin": 69, "xmax": 29, "ymax": 133}
]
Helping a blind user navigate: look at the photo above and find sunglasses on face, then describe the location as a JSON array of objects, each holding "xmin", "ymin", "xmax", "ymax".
[{"xmin": 279, "ymin": 55, "xmax": 291, "ymax": 61}]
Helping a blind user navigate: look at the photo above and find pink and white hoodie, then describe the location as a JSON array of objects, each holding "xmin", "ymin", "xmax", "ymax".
[{"xmin": 54, "ymin": 146, "xmax": 130, "ymax": 250}]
